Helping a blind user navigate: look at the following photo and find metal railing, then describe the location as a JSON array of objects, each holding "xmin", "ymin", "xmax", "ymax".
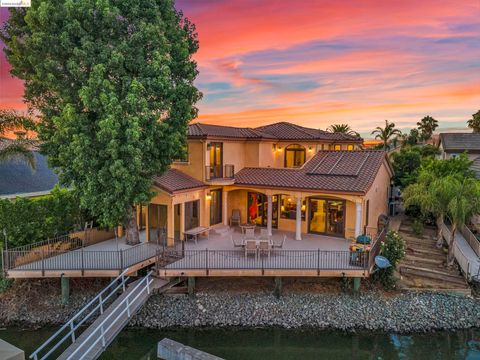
[
  {"xmin": 65, "ymin": 270, "xmax": 154, "ymax": 360},
  {"xmin": 205, "ymin": 164, "xmax": 234, "ymax": 181},
  {"xmin": 30, "ymin": 269, "xmax": 130, "ymax": 360},
  {"xmin": 460, "ymin": 224, "xmax": 480, "ymax": 257},
  {"xmin": 3, "ymin": 242, "xmax": 161, "ymax": 274}
]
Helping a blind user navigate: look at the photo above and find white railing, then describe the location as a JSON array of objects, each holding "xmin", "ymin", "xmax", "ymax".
[
  {"xmin": 30, "ymin": 269, "xmax": 130, "ymax": 360},
  {"xmin": 442, "ymin": 224, "xmax": 476, "ymax": 281},
  {"xmin": 66, "ymin": 270, "xmax": 154, "ymax": 360}
]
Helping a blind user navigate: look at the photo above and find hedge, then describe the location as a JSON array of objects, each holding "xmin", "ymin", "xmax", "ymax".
[{"xmin": 0, "ymin": 186, "xmax": 88, "ymax": 249}]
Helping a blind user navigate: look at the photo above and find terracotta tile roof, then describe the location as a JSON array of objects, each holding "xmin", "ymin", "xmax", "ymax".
[
  {"xmin": 234, "ymin": 150, "xmax": 387, "ymax": 194},
  {"xmin": 153, "ymin": 169, "xmax": 207, "ymax": 194},
  {"xmin": 188, "ymin": 122, "xmax": 361, "ymax": 142},
  {"xmin": 188, "ymin": 123, "xmax": 271, "ymax": 139},
  {"xmin": 439, "ymin": 133, "xmax": 480, "ymax": 153},
  {"xmin": 255, "ymin": 122, "xmax": 361, "ymax": 142}
]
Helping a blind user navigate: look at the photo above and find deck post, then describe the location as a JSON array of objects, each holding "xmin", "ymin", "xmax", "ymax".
[
  {"xmin": 353, "ymin": 277, "xmax": 361, "ymax": 293},
  {"xmin": 274, "ymin": 277, "xmax": 282, "ymax": 298},
  {"xmin": 188, "ymin": 276, "xmax": 196, "ymax": 298},
  {"xmin": 61, "ymin": 274, "xmax": 70, "ymax": 305},
  {"xmin": 267, "ymin": 195, "xmax": 273, "ymax": 236}
]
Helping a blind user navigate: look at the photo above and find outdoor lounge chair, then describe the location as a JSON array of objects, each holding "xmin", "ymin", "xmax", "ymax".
[
  {"xmin": 272, "ymin": 234, "xmax": 286, "ymax": 249},
  {"xmin": 258, "ymin": 240, "xmax": 270, "ymax": 259},
  {"xmin": 231, "ymin": 235, "xmax": 243, "ymax": 248},
  {"xmin": 230, "ymin": 209, "xmax": 241, "ymax": 227},
  {"xmin": 245, "ymin": 240, "xmax": 257, "ymax": 258}
]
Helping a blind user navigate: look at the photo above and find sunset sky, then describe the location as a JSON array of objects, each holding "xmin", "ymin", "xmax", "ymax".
[{"xmin": 1, "ymin": 0, "xmax": 480, "ymax": 135}]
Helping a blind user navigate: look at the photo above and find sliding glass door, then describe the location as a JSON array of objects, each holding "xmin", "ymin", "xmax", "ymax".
[
  {"xmin": 308, "ymin": 198, "xmax": 345, "ymax": 237},
  {"xmin": 210, "ymin": 189, "xmax": 222, "ymax": 225}
]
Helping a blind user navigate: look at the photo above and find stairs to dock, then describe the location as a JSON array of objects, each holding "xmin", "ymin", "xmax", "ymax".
[
  {"xmin": 397, "ymin": 219, "xmax": 471, "ymax": 295},
  {"xmin": 30, "ymin": 269, "xmax": 169, "ymax": 360}
]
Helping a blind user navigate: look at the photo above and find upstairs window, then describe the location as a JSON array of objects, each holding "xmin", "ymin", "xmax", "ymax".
[
  {"xmin": 347, "ymin": 144, "xmax": 354, "ymax": 151},
  {"xmin": 284, "ymin": 144, "xmax": 306, "ymax": 167},
  {"xmin": 333, "ymin": 144, "xmax": 341, "ymax": 151}
]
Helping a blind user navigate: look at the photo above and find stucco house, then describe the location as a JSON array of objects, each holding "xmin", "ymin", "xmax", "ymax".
[
  {"xmin": 437, "ymin": 133, "xmax": 480, "ymax": 178},
  {"xmin": 137, "ymin": 122, "xmax": 393, "ymax": 247}
]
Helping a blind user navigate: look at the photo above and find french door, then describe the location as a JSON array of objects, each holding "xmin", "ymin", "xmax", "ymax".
[
  {"xmin": 209, "ymin": 142, "xmax": 223, "ymax": 178},
  {"xmin": 308, "ymin": 198, "xmax": 345, "ymax": 237},
  {"xmin": 247, "ymin": 192, "xmax": 278, "ymax": 228},
  {"xmin": 210, "ymin": 189, "xmax": 222, "ymax": 225}
]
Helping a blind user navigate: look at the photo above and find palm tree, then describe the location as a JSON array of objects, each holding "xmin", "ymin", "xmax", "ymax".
[
  {"xmin": 467, "ymin": 110, "xmax": 480, "ymax": 133},
  {"xmin": 0, "ymin": 110, "xmax": 36, "ymax": 169},
  {"xmin": 417, "ymin": 115, "xmax": 438, "ymax": 142},
  {"xmin": 327, "ymin": 124, "xmax": 360, "ymax": 137},
  {"xmin": 371, "ymin": 120, "xmax": 402, "ymax": 150},
  {"xmin": 444, "ymin": 177, "xmax": 480, "ymax": 265},
  {"xmin": 403, "ymin": 177, "xmax": 454, "ymax": 248}
]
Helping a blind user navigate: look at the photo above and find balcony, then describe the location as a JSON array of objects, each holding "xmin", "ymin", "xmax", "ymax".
[{"xmin": 205, "ymin": 164, "xmax": 235, "ymax": 184}]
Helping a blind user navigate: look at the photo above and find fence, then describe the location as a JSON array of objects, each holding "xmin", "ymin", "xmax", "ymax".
[
  {"xmin": 460, "ymin": 224, "xmax": 480, "ymax": 257},
  {"xmin": 3, "ymin": 242, "xmax": 161, "ymax": 275}
]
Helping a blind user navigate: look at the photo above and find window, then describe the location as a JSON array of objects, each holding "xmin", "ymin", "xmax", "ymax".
[
  {"xmin": 347, "ymin": 144, "xmax": 354, "ymax": 151},
  {"xmin": 174, "ymin": 143, "xmax": 189, "ymax": 163},
  {"xmin": 280, "ymin": 195, "xmax": 305, "ymax": 220},
  {"xmin": 333, "ymin": 144, "xmax": 341, "ymax": 151},
  {"xmin": 284, "ymin": 144, "xmax": 306, "ymax": 168}
]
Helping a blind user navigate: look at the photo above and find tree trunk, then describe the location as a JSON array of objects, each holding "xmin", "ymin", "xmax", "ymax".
[
  {"xmin": 435, "ymin": 215, "xmax": 444, "ymax": 248},
  {"xmin": 447, "ymin": 226, "xmax": 456, "ymax": 266},
  {"xmin": 125, "ymin": 206, "xmax": 140, "ymax": 245}
]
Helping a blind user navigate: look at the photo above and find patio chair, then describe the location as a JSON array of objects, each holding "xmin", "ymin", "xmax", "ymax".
[
  {"xmin": 231, "ymin": 235, "xmax": 243, "ymax": 248},
  {"xmin": 244, "ymin": 228, "xmax": 255, "ymax": 240},
  {"xmin": 258, "ymin": 240, "xmax": 271, "ymax": 259},
  {"xmin": 230, "ymin": 209, "xmax": 241, "ymax": 227},
  {"xmin": 260, "ymin": 228, "xmax": 270, "ymax": 239},
  {"xmin": 245, "ymin": 240, "xmax": 257, "ymax": 258},
  {"xmin": 272, "ymin": 234, "xmax": 286, "ymax": 249}
]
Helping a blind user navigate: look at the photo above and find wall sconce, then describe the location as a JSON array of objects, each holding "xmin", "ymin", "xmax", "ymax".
[
  {"xmin": 308, "ymin": 146, "xmax": 313, "ymax": 152},
  {"xmin": 277, "ymin": 146, "xmax": 283, "ymax": 152},
  {"xmin": 206, "ymin": 193, "xmax": 212, "ymax": 201},
  {"xmin": 206, "ymin": 143, "xmax": 211, "ymax": 150},
  {"xmin": 272, "ymin": 144, "xmax": 277, "ymax": 152}
]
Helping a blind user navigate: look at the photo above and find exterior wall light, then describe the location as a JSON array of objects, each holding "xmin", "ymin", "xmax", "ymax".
[
  {"xmin": 308, "ymin": 146, "xmax": 313, "ymax": 152},
  {"xmin": 272, "ymin": 144, "xmax": 277, "ymax": 151},
  {"xmin": 206, "ymin": 193, "xmax": 212, "ymax": 201}
]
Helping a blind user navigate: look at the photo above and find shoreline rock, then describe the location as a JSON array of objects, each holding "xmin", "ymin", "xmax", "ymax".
[
  {"xmin": 2, "ymin": 289, "xmax": 480, "ymax": 334},
  {"xmin": 131, "ymin": 292, "xmax": 480, "ymax": 334}
]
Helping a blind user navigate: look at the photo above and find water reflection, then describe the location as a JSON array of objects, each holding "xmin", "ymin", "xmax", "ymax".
[{"xmin": 1, "ymin": 327, "xmax": 479, "ymax": 359}]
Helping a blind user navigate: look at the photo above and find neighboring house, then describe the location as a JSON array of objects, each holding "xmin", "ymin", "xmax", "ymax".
[
  {"xmin": 0, "ymin": 139, "xmax": 59, "ymax": 199},
  {"xmin": 140, "ymin": 121, "xmax": 392, "ymax": 244},
  {"xmin": 437, "ymin": 133, "xmax": 480, "ymax": 178}
]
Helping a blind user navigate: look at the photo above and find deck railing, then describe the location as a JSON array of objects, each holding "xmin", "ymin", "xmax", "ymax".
[{"xmin": 2, "ymin": 242, "xmax": 161, "ymax": 275}]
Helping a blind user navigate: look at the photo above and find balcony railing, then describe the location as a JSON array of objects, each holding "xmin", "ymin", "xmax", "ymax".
[{"xmin": 205, "ymin": 164, "xmax": 234, "ymax": 181}]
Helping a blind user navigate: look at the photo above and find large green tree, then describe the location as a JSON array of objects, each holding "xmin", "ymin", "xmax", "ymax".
[
  {"xmin": 371, "ymin": 120, "xmax": 402, "ymax": 150},
  {"xmin": 416, "ymin": 115, "xmax": 438, "ymax": 142},
  {"xmin": 467, "ymin": 110, "xmax": 480, "ymax": 133},
  {"xmin": 1, "ymin": 1, "xmax": 201, "ymax": 244}
]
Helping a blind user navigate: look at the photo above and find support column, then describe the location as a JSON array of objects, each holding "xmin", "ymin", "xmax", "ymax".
[
  {"xmin": 61, "ymin": 274, "xmax": 70, "ymax": 305},
  {"xmin": 353, "ymin": 277, "xmax": 361, "ymax": 293},
  {"xmin": 188, "ymin": 276, "xmax": 196, "ymax": 298},
  {"xmin": 145, "ymin": 205, "xmax": 150, "ymax": 242},
  {"xmin": 274, "ymin": 276, "xmax": 282, "ymax": 298},
  {"xmin": 267, "ymin": 195, "xmax": 273, "ymax": 236},
  {"xmin": 355, "ymin": 202, "xmax": 362, "ymax": 238},
  {"xmin": 180, "ymin": 203, "xmax": 185, "ymax": 241},
  {"xmin": 167, "ymin": 204, "xmax": 175, "ymax": 246},
  {"xmin": 223, "ymin": 190, "xmax": 228, "ymax": 226},
  {"xmin": 295, "ymin": 196, "xmax": 302, "ymax": 241}
]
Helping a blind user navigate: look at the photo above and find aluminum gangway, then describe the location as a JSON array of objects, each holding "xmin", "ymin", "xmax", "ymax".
[{"xmin": 30, "ymin": 269, "xmax": 168, "ymax": 360}]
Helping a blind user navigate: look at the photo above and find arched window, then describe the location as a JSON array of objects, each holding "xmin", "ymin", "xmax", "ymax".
[{"xmin": 284, "ymin": 144, "xmax": 306, "ymax": 167}]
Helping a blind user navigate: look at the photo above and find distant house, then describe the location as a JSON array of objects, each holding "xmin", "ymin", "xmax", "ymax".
[
  {"xmin": 437, "ymin": 133, "xmax": 480, "ymax": 178},
  {"xmin": 0, "ymin": 139, "xmax": 58, "ymax": 199}
]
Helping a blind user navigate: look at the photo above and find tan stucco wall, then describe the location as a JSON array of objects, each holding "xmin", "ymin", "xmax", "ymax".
[
  {"xmin": 364, "ymin": 161, "xmax": 391, "ymax": 232},
  {"xmin": 171, "ymin": 140, "xmax": 204, "ymax": 181}
]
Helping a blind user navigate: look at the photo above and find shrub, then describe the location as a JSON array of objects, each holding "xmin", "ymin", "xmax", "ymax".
[
  {"xmin": 378, "ymin": 230, "xmax": 406, "ymax": 290},
  {"xmin": 0, "ymin": 186, "xmax": 89, "ymax": 249},
  {"xmin": 412, "ymin": 218, "xmax": 424, "ymax": 236}
]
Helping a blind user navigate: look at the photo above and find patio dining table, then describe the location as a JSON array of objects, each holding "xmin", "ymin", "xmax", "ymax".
[
  {"xmin": 240, "ymin": 223, "xmax": 256, "ymax": 234},
  {"xmin": 183, "ymin": 226, "xmax": 210, "ymax": 245}
]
